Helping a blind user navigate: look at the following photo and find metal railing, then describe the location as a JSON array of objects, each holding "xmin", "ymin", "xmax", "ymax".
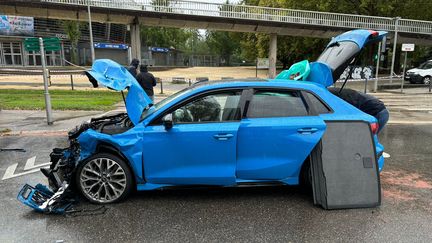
[{"xmin": 40, "ymin": 0, "xmax": 432, "ymax": 35}]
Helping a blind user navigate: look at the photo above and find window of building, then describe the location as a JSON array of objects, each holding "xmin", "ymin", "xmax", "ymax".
[
  {"xmin": 247, "ymin": 90, "xmax": 308, "ymax": 118},
  {"xmin": 0, "ymin": 42, "xmax": 23, "ymax": 66}
]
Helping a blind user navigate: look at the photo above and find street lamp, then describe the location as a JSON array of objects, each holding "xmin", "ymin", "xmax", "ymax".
[
  {"xmin": 390, "ymin": 16, "xmax": 401, "ymax": 83},
  {"xmin": 87, "ymin": 0, "xmax": 95, "ymax": 64}
]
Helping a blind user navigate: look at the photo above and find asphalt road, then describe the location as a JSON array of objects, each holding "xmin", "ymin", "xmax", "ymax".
[{"xmin": 0, "ymin": 125, "xmax": 431, "ymax": 242}]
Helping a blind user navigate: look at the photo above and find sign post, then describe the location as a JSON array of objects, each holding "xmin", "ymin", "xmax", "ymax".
[
  {"xmin": 39, "ymin": 38, "xmax": 53, "ymax": 125},
  {"xmin": 24, "ymin": 37, "xmax": 60, "ymax": 125},
  {"xmin": 401, "ymin": 43, "xmax": 415, "ymax": 93}
]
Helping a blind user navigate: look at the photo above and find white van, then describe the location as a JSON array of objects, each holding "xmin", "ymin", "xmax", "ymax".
[{"xmin": 405, "ymin": 60, "xmax": 432, "ymax": 84}]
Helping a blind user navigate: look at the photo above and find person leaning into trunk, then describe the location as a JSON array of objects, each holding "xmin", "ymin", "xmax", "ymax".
[
  {"xmin": 328, "ymin": 87, "xmax": 389, "ymax": 133},
  {"xmin": 136, "ymin": 65, "xmax": 157, "ymax": 101}
]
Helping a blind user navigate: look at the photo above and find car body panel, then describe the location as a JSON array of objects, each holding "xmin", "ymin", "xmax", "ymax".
[
  {"xmin": 142, "ymin": 122, "xmax": 239, "ymax": 186},
  {"xmin": 85, "ymin": 59, "xmax": 152, "ymax": 125},
  {"xmin": 236, "ymin": 116, "xmax": 326, "ymax": 182}
]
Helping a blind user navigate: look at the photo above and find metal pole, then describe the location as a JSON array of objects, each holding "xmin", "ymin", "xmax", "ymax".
[
  {"xmin": 70, "ymin": 75, "xmax": 74, "ymax": 90},
  {"xmin": 390, "ymin": 17, "xmax": 400, "ymax": 84},
  {"xmin": 255, "ymin": 58, "xmax": 258, "ymax": 78},
  {"xmin": 159, "ymin": 79, "xmax": 164, "ymax": 94},
  {"xmin": 364, "ymin": 78, "xmax": 368, "ymax": 94},
  {"xmin": 401, "ymin": 51, "xmax": 407, "ymax": 93},
  {"xmin": 374, "ymin": 43, "xmax": 381, "ymax": 92},
  {"xmin": 87, "ymin": 1, "xmax": 95, "ymax": 64},
  {"xmin": 39, "ymin": 38, "xmax": 54, "ymax": 125}
]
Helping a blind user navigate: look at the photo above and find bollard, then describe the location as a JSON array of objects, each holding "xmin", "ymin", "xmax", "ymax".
[
  {"xmin": 160, "ymin": 79, "xmax": 164, "ymax": 94},
  {"xmin": 188, "ymin": 79, "xmax": 191, "ymax": 86},
  {"xmin": 70, "ymin": 75, "xmax": 74, "ymax": 90}
]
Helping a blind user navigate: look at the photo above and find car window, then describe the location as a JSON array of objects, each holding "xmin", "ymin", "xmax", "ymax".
[
  {"xmin": 419, "ymin": 62, "xmax": 432, "ymax": 69},
  {"xmin": 304, "ymin": 92, "xmax": 331, "ymax": 114},
  {"xmin": 247, "ymin": 90, "xmax": 308, "ymax": 118},
  {"xmin": 172, "ymin": 91, "xmax": 241, "ymax": 123}
]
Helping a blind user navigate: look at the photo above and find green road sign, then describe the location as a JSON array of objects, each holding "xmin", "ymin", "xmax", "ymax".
[{"xmin": 24, "ymin": 37, "xmax": 61, "ymax": 52}]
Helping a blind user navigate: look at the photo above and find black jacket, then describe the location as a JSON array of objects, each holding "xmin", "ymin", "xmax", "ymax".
[
  {"xmin": 127, "ymin": 59, "xmax": 140, "ymax": 78},
  {"xmin": 329, "ymin": 88, "xmax": 386, "ymax": 116},
  {"xmin": 136, "ymin": 72, "xmax": 157, "ymax": 96}
]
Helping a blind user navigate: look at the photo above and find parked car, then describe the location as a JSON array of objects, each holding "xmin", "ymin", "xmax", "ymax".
[
  {"xmin": 18, "ymin": 29, "xmax": 386, "ymax": 209},
  {"xmin": 405, "ymin": 60, "xmax": 432, "ymax": 84}
]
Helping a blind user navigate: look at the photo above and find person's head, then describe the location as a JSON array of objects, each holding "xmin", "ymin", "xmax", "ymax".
[
  {"xmin": 140, "ymin": 65, "xmax": 148, "ymax": 73},
  {"xmin": 131, "ymin": 58, "xmax": 140, "ymax": 68}
]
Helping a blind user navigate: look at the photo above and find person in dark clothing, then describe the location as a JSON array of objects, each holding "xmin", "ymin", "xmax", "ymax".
[
  {"xmin": 136, "ymin": 65, "xmax": 157, "ymax": 101},
  {"xmin": 329, "ymin": 87, "xmax": 389, "ymax": 133},
  {"xmin": 127, "ymin": 58, "xmax": 140, "ymax": 79}
]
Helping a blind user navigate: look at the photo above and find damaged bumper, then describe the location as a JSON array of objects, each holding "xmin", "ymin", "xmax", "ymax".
[{"xmin": 17, "ymin": 142, "xmax": 80, "ymax": 214}]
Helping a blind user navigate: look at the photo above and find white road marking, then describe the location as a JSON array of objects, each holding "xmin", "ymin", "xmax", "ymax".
[
  {"xmin": 2, "ymin": 156, "xmax": 50, "ymax": 180},
  {"xmin": 383, "ymin": 152, "xmax": 391, "ymax": 158}
]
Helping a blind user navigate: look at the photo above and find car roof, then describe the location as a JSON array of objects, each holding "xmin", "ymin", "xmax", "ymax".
[{"xmin": 191, "ymin": 79, "xmax": 326, "ymax": 92}]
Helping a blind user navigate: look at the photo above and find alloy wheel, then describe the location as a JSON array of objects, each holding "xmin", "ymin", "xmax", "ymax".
[{"xmin": 79, "ymin": 157, "xmax": 127, "ymax": 203}]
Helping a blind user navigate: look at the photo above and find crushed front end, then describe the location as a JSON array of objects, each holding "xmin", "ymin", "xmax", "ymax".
[{"xmin": 17, "ymin": 113, "xmax": 133, "ymax": 214}]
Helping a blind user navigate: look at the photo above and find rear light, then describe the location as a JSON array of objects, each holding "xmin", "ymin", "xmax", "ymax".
[
  {"xmin": 368, "ymin": 30, "xmax": 379, "ymax": 37},
  {"xmin": 370, "ymin": 122, "xmax": 379, "ymax": 134}
]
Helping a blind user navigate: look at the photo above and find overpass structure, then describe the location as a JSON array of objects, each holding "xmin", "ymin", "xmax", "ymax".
[{"xmin": 2, "ymin": 0, "xmax": 432, "ymax": 77}]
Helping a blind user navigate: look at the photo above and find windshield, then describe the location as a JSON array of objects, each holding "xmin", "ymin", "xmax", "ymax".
[
  {"xmin": 140, "ymin": 87, "xmax": 193, "ymax": 120},
  {"xmin": 419, "ymin": 61, "xmax": 432, "ymax": 69}
]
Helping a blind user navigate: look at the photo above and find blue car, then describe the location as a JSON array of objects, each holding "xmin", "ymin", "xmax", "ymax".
[{"xmin": 19, "ymin": 30, "xmax": 386, "ymax": 208}]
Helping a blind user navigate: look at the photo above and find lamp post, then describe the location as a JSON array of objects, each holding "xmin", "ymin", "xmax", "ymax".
[
  {"xmin": 88, "ymin": 0, "xmax": 95, "ymax": 63},
  {"xmin": 390, "ymin": 17, "xmax": 401, "ymax": 84}
]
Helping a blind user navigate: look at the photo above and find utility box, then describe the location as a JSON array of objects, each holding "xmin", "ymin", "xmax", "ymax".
[{"xmin": 311, "ymin": 121, "xmax": 381, "ymax": 209}]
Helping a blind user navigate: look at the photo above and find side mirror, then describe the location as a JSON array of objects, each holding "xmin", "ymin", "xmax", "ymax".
[{"xmin": 162, "ymin": 113, "xmax": 173, "ymax": 130}]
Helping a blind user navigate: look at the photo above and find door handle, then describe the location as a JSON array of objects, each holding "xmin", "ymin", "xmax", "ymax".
[
  {"xmin": 213, "ymin": 133, "xmax": 234, "ymax": 140},
  {"xmin": 297, "ymin": 128, "xmax": 319, "ymax": 134}
]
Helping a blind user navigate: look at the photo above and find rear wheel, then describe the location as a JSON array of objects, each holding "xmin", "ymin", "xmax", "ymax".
[
  {"xmin": 300, "ymin": 158, "xmax": 312, "ymax": 190},
  {"xmin": 76, "ymin": 153, "xmax": 133, "ymax": 204},
  {"xmin": 423, "ymin": 76, "xmax": 431, "ymax": 85}
]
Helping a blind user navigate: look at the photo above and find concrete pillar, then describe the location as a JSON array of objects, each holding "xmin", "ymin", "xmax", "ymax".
[
  {"xmin": 130, "ymin": 19, "xmax": 141, "ymax": 62},
  {"xmin": 269, "ymin": 33, "xmax": 277, "ymax": 79}
]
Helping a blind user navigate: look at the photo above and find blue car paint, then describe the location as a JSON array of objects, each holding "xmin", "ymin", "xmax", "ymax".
[
  {"xmin": 236, "ymin": 116, "xmax": 326, "ymax": 183},
  {"xmin": 142, "ymin": 122, "xmax": 239, "ymax": 186},
  {"xmin": 73, "ymin": 79, "xmax": 384, "ymax": 191},
  {"xmin": 85, "ymin": 59, "xmax": 153, "ymax": 125},
  {"xmin": 326, "ymin": 29, "xmax": 387, "ymax": 49}
]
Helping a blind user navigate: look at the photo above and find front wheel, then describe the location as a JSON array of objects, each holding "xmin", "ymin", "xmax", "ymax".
[
  {"xmin": 423, "ymin": 76, "xmax": 431, "ymax": 85},
  {"xmin": 76, "ymin": 153, "xmax": 133, "ymax": 204}
]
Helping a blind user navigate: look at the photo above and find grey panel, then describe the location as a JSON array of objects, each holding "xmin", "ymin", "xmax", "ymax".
[{"xmin": 311, "ymin": 121, "xmax": 381, "ymax": 209}]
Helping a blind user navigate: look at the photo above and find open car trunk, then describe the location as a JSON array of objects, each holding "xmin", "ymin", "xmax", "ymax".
[{"xmin": 310, "ymin": 121, "xmax": 381, "ymax": 209}]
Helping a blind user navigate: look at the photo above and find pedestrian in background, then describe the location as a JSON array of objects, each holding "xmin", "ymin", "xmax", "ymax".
[
  {"xmin": 127, "ymin": 58, "xmax": 140, "ymax": 79},
  {"xmin": 329, "ymin": 87, "xmax": 389, "ymax": 133},
  {"xmin": 136, "ymin": 65, "xmax": 157, "ymax": 101}
]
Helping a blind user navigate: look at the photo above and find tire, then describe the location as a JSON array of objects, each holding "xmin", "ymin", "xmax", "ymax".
[
  {"xmin": 423, "ymin": 76, "xmax": 431, "ymax": 85},
  {"xmin": 75, "ymin": 153, "xmax": 133, "ymax": 204},
  {"xmin": 300, "ymin": 159, "xmax": 312, "ymax": 190}
]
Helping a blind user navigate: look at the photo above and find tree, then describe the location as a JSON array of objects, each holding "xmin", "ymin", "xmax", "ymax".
[
  {"xmin": 61, "ymin": 20, "xmax": 82, "ymax": 64},
  {"xmin": 206, "ymin": 31, "xmax": 241, "ymax": 66}
]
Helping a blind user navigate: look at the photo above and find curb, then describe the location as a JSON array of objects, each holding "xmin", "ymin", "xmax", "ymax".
[{"xmin": 1, "ymin": 130, "xmax": 68, "ymax": 137}]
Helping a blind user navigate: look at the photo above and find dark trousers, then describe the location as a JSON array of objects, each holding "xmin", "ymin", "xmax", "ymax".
[{"xmin": 375, "ymin": 109, "xmax": 389, "ymax": 133}]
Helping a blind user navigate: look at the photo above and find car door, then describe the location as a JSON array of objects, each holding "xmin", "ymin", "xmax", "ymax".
[
  {"xmin": 142, "ymin": 89, "xmax": 243, "ymax": 186},
  {"xmin": 236, "ymin": 88, "xmax": 326, "ymax": 183}
]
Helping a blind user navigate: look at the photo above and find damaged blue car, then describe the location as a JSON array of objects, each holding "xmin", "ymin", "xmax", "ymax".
[{"xmin": 18, "ymin": 29, "xmax": 386, "ymax": 210}]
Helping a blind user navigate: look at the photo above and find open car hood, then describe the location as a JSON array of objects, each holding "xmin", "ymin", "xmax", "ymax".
[
  {"xmin": 316, "ymin": 29, "xmax": 388, "ymax": 83},
  {"xmin": 85, "ymin": 59, "xmax": 152, "ymax": 125}
]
